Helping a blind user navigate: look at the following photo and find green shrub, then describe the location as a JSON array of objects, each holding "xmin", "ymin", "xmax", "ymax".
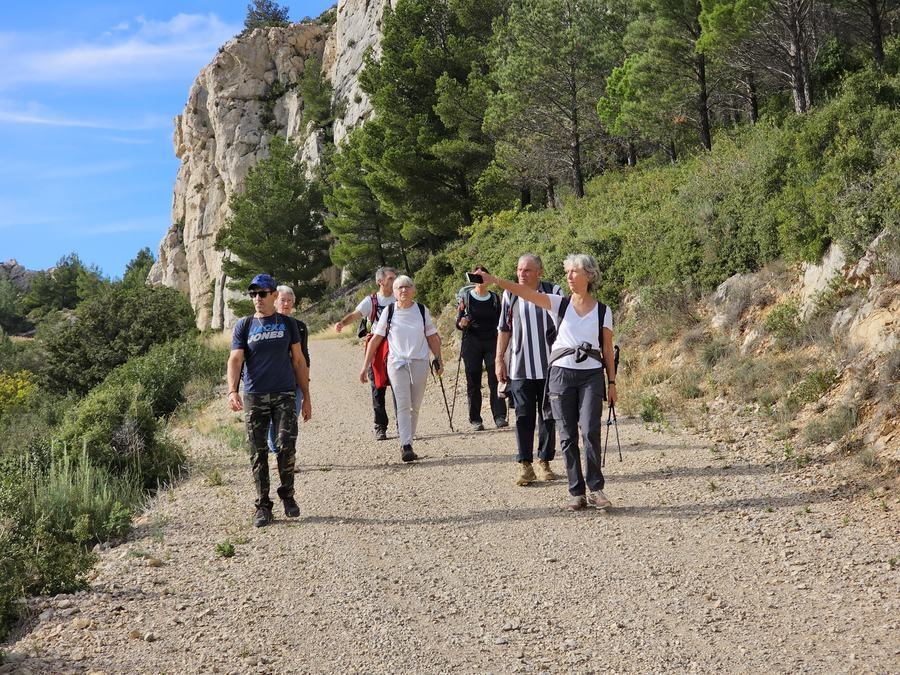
[
  {"xmin": 640, "ymin": 393, "xmax": 664, "ymax": 423},
  {"xmin": 16, "ymin": 450, "xmax": 141, "ymax": 544},
  {"xmin": 216, "ymin": 540, "xmax": 236, "ymax": 558},
  {"xmin": 55, "ymin": 338, "xmax": 222, "ymax": 489},
  {"xmin": 41, "ymin": 285, "xmax": 196, "ymax": 396},
  {"xmin": 793, "ymin": 369, "xmax": 837, "ymax": 403},
  {"xmin": 764, "ymin": 301, "xmax": 801, "ymax": 343}
]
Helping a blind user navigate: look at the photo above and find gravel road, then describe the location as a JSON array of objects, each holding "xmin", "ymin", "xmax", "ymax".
[{"xmin": 3, "ymin": 338, "xmax": 898, "ymax": 674}]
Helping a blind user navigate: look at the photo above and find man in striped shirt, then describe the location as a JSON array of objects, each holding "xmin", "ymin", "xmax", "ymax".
[{"xmin": 495, "ymin": 254, "xmax": 563, "ymax": 486}]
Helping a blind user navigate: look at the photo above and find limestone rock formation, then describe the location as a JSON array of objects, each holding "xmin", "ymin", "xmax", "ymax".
[
  {"xmin": 0, "ymin": 259, "xmax": 35, "ymax": 292},
  {"xmin": 325, "ymin": 0, "xmax": 396, "ymax": 145},
  {"xmin": 150, "ymin": 2, "xmax": 390, "ymax": 330}
]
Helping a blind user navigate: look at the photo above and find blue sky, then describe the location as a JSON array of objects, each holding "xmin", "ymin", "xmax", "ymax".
[{"xmin": 0, "ymin": 0, "xmax": 333, "ymax": 278}]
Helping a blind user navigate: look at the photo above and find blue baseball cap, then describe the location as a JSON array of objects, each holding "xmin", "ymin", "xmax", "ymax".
[{"xmin": 248, "ymin": 273, "xmax": 277, "ymax": 290}]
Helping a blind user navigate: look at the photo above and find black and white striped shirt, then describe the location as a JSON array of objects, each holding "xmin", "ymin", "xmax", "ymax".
[{"xmin": 498, "ymin": 281, "xmax": 563, "ymax": 380}]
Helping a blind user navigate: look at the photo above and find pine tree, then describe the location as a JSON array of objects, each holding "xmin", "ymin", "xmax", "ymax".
[
  {"xmin": 121, "ymin": 247, "xmax": 155, "ymax": 290},
  {"xmin": 244, "ymin": 0, "xmax": 291, "ymax": 33},
  {"xmin": 215, "ymin": 136, "xmax": 329, "ymax": 306},
  {"xmin": 486, "ymin": 0, "xmax": 617, "ymax": 198},
  {"xmin": 324, "ymin": 127, "xmax": 408, "ymax": 276}
]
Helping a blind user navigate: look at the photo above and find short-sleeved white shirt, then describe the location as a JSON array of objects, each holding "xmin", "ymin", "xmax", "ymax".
[
  {"xmin": 355, "ymin": 293, "xmax": 395, "ymax": 321},
  {"xmin": 547, "ymin": 295, "xmax": 613, "ymax": 370},
  {"xmin": 372, "ymin": 303, "xmax": 438, "ymax": 363}
]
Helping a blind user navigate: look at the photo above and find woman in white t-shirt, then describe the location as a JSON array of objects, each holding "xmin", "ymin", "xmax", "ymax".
[
  {"xmin": 361, "ymin": 275, "xmax": 443, "ymax": 463},
  {"xmin": 479, "ymin": 254, "xmax": 617, "ymax": 511}
]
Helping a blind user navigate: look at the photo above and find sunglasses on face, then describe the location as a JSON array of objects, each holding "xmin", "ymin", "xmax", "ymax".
[{"xmin": 248, "ymin": 290, "xmax": 274, "ymax": 298}]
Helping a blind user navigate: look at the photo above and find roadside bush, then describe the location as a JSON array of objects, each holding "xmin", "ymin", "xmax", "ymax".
[
  {"xmin": 700, "ymin": 337, "xmax": 732, "ymax": 368},
  {"xmin": 41, "ymin": 285, "xmax": 196, "ymax": 396},
  {"xmin": 55, "ymin": 338, "xmax": 222, "ymax": 489},
  {"xmin": 0, "ymin": 370, "xmax": 37, "ymax": 416}
]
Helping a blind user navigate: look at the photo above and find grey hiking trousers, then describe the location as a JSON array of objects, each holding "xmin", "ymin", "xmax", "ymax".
[{"xmin": 547, "ymin": 366, "xmax": 605, "ymax": 496}]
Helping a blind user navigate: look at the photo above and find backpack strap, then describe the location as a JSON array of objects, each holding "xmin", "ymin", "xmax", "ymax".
[
  {"xmin": 369, "ymin": 293, "xmax": 378, "ymax": 324},
  {"xmin": 385, "ymin": 302, "xmax": 427, "ymax": 334},
  {"xmin": 238, "ymin": 316, "xmax": 252, "ymax": 350},
  {"xmin": 557, "ymin": 296, "xmax": 570, "ymax": 326}
]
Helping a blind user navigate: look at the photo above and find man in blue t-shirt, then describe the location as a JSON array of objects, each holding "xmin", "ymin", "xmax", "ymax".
[{"xmin": 226, "ymin": 274, "xmax": 312, "ymax": 527}]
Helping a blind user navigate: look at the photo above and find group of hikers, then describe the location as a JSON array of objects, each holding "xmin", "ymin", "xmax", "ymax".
[{"xmin": 227, "ymin": 253, "xmax": 617, "ymax": 527}]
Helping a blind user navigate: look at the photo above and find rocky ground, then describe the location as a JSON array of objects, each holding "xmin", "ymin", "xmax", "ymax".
[{"xmin": 2, "ymin": 338, "xmax": 898, "ymax": 674}]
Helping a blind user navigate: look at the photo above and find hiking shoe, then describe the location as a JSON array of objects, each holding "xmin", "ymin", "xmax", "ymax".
[
  {"xmin": 534, "ymin": 459, "xmax": 560, "ymax": 481},
  {"xmin": 374, "ymin": 427, "xmax": 388, "ymax": 441},
  {"xmin": 566, "ymin": 495, "xmax": 587, "ymax": 511},
  {"xmin": 282, "ymin": 497, "xmax": 300, "ymax": 518},
  {"xmin": 587, "ymin": 490, "xmax": 612, "ymax": 509},
  {"xmin": 516, "ymin": 461, "xmax": 537, "ymax": 486},
  {"xmin": 471, "ymin": 421, "xmax": 485, "ymax": 432},
  {"xmin": 253, "ymin": 505, "xmax": 273, "ymax": 528},
  {"xmin": 401, "ymin": 444, "xmax": 419, "ymax": 462},
  {"xmin": 494, "ymin": 417, "xmax": 509, "ymax": 428}
]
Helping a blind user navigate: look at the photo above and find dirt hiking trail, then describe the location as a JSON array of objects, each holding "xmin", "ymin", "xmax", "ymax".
[{"xmin": 3, "ymin": 339, "xmax": 898, "ymax": 673}]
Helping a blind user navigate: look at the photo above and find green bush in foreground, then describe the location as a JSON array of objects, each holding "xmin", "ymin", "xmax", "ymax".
[{"xmin": 55, "ymin": 338, "xmax": 223, "ymax": 489}]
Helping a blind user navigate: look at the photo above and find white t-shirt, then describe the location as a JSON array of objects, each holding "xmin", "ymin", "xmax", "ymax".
[
  {"xmin": 355, "ymin": 293, "xmax": 395, "ymax": 322},
  {"xmin": 547, "ymin": 294, "xmax": 613, "ymax": 371},
  {"xmin": 373, "ymin": 303, "xmax": 438, "ymax": 363}
]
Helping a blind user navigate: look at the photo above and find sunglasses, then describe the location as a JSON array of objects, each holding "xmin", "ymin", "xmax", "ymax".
[{"xmin": 248, "ymin": 290, "xmax": 274, "ymax": 298}]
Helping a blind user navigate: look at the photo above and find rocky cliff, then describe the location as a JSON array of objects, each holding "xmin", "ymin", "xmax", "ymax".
[{"xmin": 149, "ymin": 0, "xmax": 394, "ymax": 329}]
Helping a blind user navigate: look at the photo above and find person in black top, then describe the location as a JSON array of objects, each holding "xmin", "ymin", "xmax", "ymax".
[{"xmin": 456, "ymin": 266, "xmax": 508, "ymax": 431}]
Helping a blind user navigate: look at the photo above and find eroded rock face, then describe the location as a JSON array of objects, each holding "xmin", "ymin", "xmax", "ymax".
[
  {"xmin": 148, "ymin": 24, "xmax": 329, "ymax": 329},
  {"xmin": 325, "ymin": 0, "xmax": 397, "ymax": 145},
  {"xmin": 0, "ymin": 259, "xmax": 35, "ymax": 292},
  {"xmin": 151, "ymin": 2, "xmax": 391, "ymax": 330}
]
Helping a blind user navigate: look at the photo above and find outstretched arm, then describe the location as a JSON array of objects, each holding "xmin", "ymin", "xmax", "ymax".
[
  {"xmin": 335, "ymin": 309, "xmax": 363, "ymax": 333},
  {"xmin": 478, "ymin": 272, "xmax": 552, "ymax": 311}
]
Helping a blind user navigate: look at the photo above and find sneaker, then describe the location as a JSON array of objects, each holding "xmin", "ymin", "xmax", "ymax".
[
  {"xmin": 516, "ymin": 461, "xmax": 537, "ymax": 486},
  {"xmin": 374, "ymin": 427, "xmax": 388, "ymax": 441},
  {"xmin": 534, "ymin": 459, "xmax": 560, "ymax": 481},
  {"xmin": 253, "ymin": 505, "xmax": 273, "ymax": 528},
  {"xmin": 401, "ymin": 444, "xmax": 419, "ymax": 462},
  {"xmin": 566, "ymin": 495, "xmax": 587, "ymax": 511},
  {"xmin": 587, "ymin": 490, "xmax": 612, "ymax": 509},
  {"xmin": 282, "ymin": 497, "xmax": 300, "ymax": 518},
  {"xmin": 471, "ymin": 421, "xmax": 485, "ymax": 432},
  {"xmin": 494, "ymin": 418, "xmax": 509, "ymax": 428}
]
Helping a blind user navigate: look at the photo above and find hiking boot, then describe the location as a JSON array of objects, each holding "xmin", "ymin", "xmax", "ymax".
[
  {"xmin": 374, "ymin": 426, "xmax": 388, "ymax": 441},
  {"xmin": 471, "ymin": 421, "xmax": 485, "ymax": 432},
  {"xmin": 587, "ymin": 490, "xmax": 611, "ymax": 509},
  {"xmin": 516, "ymin": 461, "xmax": 537, "ymax": 486},
  {"xmin": 534, "ymin": 459, "xmax": 560, "ymax": 481},
  {"xmin": 494, "ymin": 417, "xmax": 509, "ymax": 428},
  {"xmin": 253, "ymin": 505, "xmax": 273, "ymax": 528},
  {"xmin": 282, "ymin": 497, "xmax": 300, "ymax": 518},
  {"xmin": 401, "ymin": 444, "xmax": 419, "ymax": 462},
  {"xmin": 566, "ymin": 495, "xmax": 587, "ymax": 511}
]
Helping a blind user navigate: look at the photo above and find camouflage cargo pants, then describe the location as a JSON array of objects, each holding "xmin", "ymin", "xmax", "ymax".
[{"xmin": 244, "ymin": 391, "xmax": 297, "ymax": 509}]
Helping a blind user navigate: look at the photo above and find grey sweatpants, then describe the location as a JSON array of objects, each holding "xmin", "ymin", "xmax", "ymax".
[
  {"xmin": 547, "ymin": 366, "xmax": 606, "ymax": 496},
  {"xmin": 387, "ymin": 358, "xmax": 430, "ymax": 446}
]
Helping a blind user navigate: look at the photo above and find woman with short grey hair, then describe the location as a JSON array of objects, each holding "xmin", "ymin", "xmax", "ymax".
[
  {"xmin": 361, "ymin": 276, "xmax": 444, "ymax": 462},
  {"xmin": 479, "ymin": 254, "xmax": 617, "ymax": 510}
]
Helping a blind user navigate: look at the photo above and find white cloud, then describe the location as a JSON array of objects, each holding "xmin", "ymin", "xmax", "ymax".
[
  {"xmin": 0, "ymin": 101, "xmax": 169, "ymax": 130},
  {"xmin": 0, "ymin": 13, "xmax": 239, "ymax": 89}
]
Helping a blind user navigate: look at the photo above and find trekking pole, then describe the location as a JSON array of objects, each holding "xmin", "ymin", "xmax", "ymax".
[
  {"xmin": 449, "ymin": 333, "xmax": 464, "ymax": 424},
  {"xmin": 431, "ymin": 359, "xmax": 455, "ymax": 433}
]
